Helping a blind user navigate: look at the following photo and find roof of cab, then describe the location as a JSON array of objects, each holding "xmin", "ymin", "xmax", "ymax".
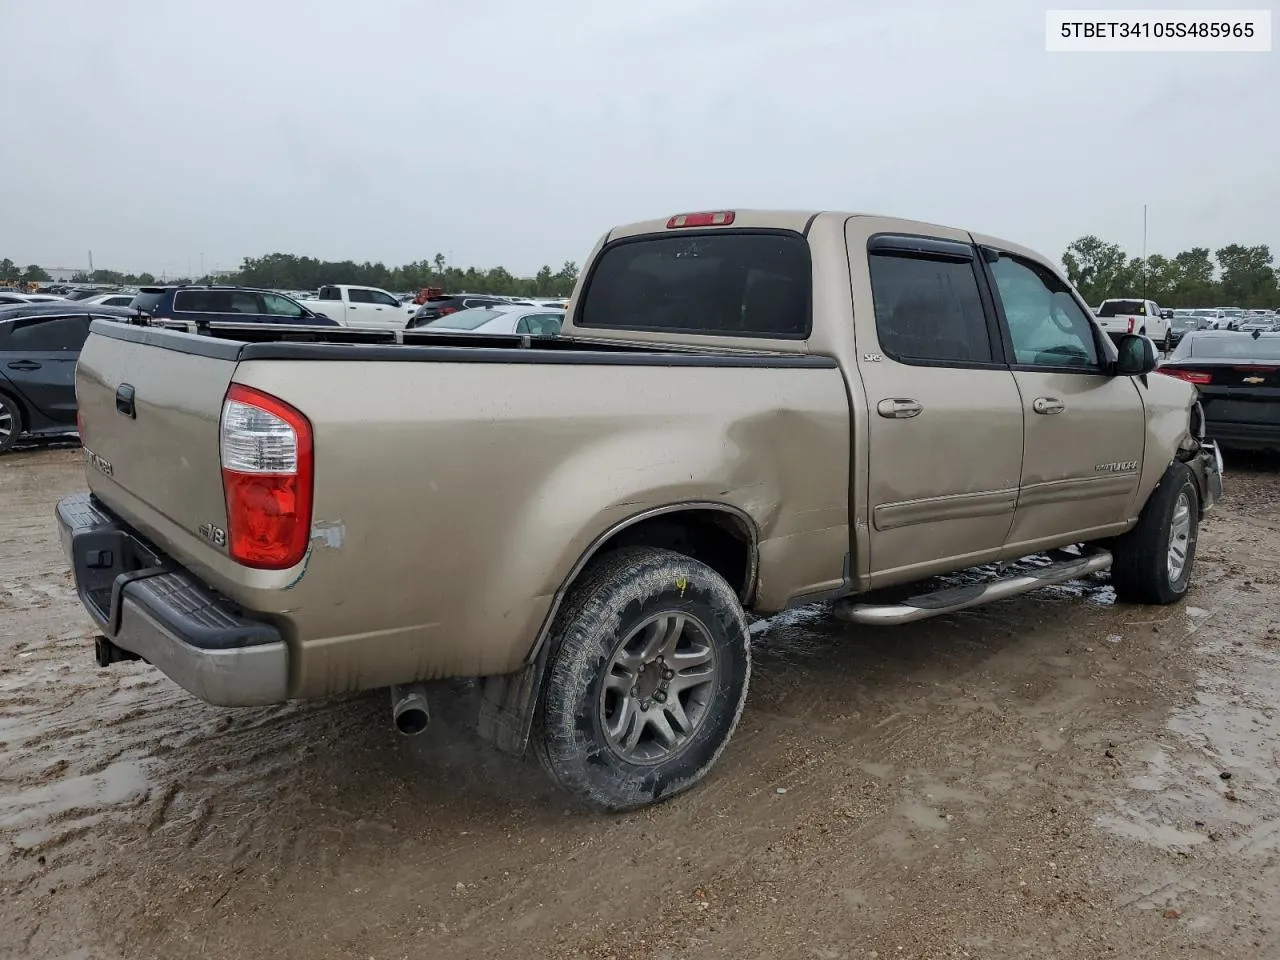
[{"xmin": 604, "ymin": 209, "xmax": 1030, "ymax": 255}]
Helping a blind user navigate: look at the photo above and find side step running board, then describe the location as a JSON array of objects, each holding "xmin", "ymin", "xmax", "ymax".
[{"xmin": 832, "ymin": 549, "xmax": 1113, "ymax": 626}]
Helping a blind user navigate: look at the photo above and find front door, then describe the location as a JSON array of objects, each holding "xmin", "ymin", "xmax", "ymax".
[
  {"xmin": 848, "ymin": 225, "xmax": 1025, "ymax": 586},
  {"xmin": 978, "ymin": 245, "xmax": 1146, "ymax": 555}
]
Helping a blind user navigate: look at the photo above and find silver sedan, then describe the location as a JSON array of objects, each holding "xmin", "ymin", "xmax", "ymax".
[{"xmin": 416, "ymin": 305, "xmax": 565, "ymax": 336}]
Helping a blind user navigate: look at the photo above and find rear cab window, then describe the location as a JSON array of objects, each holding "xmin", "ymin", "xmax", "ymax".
[
  {"xmin": 576, "ymin": 231, "xmax": 811, "ymax": 339},
  {"xmin": 1098, "ymin": 300, "xmax": 1146, "ymax": 317}
]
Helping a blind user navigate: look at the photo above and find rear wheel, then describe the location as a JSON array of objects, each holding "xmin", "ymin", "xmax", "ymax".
[
  {"xmin": 534, "ymin": 546, "xmax": 751, "ymax": 811},
  {"xmin": 0, "ymin": 394, "xmax": 22, "ymax": 453},
  {"xmin": 1110, "ymin": 461, "xmax": 1199, "ymax": 604}
]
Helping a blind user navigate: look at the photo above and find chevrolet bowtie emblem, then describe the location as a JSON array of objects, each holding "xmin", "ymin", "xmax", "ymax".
[{"xmin": 1243, "ymin": 376, "xmax": 1265, "ymax": 384}]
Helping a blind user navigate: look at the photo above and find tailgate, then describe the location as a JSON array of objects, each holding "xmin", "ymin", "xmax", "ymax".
[{"xmin": 76, "ymin": 322, "xmax": 238, "ymax": 567}]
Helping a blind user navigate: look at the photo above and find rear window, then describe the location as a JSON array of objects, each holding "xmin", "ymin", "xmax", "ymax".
[
  {"xmin": 577, "ymin": 232, "xmax": 811, "ymax": 338},
  {"xmin": 1098, "ymin": 300, "xmax": 1146, "ymax": 317},
  {"xmin": 1174, "ymin": 334, "xmax": 1280, "ymax": 360},
  {"xmin": 131, "ymin": 289, "xmax": 167, "ymax": 314},
  {"xmin": 426, "ymin": 308, "xmax": 504, "ymax": 330}
]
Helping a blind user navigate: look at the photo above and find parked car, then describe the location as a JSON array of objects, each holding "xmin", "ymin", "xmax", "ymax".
[
  {"xmin": 1159, "ymin": 330, "xmax": 1280, "ymax": 451},
  {"xmin": 0, "ymin": 306, "xmax": 133, "ymax": 452},
  {"xmin": 298, "ymin": 285, "xmax": 417, "ymax": 329},
  {"xmin": 411, "ymin": 293, "xmax": 512, "ymax": 325},
  {"xmin": 1217, "ymin": 307, "xmax": 1246, "ymax": 330},
  {"xmin": 1190, "ymin": 308, "xmax": 1226, "ymax": 329},
  {"xmin": 1095, "ymin": 298, "xmax": 1173, "ymax": 350},
  {"xmin": 0, "ymin": 302, "xmax": 134, "ymax": 323},
  {"xmin": 59, "ymin": 208, "xmax": 1221, "ymax": 811},
  {"xmin": 410, "ymin": 304, "xmax": 565, "ymax": 335},
  {"xmin": 1168, "ymin": 311, "xmax": 1208, "ymax": 348},
  {"xmin": 81, "ymin": 292, "xmax": 139, "ymax": 308},
  {"xmin": 0, "ymin": 292, "xmax": 65, "ymax": 305},
  {"xmin": 130, "ymin": 286, "xmax": 337, "ymax": 327}
]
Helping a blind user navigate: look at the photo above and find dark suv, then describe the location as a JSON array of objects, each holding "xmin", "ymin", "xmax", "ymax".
[
  {"xmin": 131, "ymin": 286, "xmax": 337, "ymax": 326},
  {"xmin": 410, "ymin": 293, "xmax": 511, "ymax": 326}
]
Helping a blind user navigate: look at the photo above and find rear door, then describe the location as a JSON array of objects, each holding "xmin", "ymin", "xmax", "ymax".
[
  {"xmin": 978, "ymin": 245, "xmax": 1146, "ymax": 555},
  {"xmin": 847, "ymin": 225, "xmax": 1024, "ymax": 585},
  {"xmin": 0, "ymin": 314, "xmax": 90, "ymax": 427},
  {"xmin": 344, "ymin": 288, "xmax": 379, "ymax": 326}
]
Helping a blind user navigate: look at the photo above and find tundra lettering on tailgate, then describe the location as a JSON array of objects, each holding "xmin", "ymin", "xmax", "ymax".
[{"xmin": 84, "ymin": 448, "xmax": 113, "ymax": 478}]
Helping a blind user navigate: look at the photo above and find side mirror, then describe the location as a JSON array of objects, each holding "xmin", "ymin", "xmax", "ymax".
[
  {"xmin": 1160, "ymin": 309, "xmax": 1173, "ymax": 320},
  {"xmin": 1115, "ymin": 334, "xmax": 1158, "ymax": 376}
]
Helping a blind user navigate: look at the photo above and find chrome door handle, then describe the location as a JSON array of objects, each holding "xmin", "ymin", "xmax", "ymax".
[
  {"xmin": 876, "ymin": 398, "xmax": 922, "ymax": 419},
  {"xmin": 1032, "ymin": 397, "xmax": 1065, "ymax": 415}
]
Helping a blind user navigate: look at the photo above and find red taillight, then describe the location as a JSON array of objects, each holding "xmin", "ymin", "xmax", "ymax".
[
  {"xmin": 1159, "ymin": 368, "xmax": 1213, "ymax": 385},
  {"xmin": 219, "ymin": 384, "xmax": 313, "ymax": 569},
  {"xmin": 666, "ymin": 211, "xmax": 736, "ymax": 229},
  {"xmin": 1127, "ymin": 317, "xmax": 1136, "ymax": 333}
]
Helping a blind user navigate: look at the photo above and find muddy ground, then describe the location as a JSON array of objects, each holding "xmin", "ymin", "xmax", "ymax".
[{"xmin": 2, "ymin": 445, "xmax": 1279, "ymax": 960}]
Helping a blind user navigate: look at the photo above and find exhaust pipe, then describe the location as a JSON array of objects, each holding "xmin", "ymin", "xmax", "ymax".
[
  {"xmin": 95, "ymin": 636, "xmax": 142, "ymax": 667},
  {"xmin": 390, "ymin": 682, "xmax": 431, "ymax": 736}
]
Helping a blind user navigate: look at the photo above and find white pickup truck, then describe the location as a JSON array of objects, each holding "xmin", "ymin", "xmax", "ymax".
[
  {"xmin": 1095, "ymin": 298, "xmax": 1173, "ymax": 350},
  {"xmin": 299, "ymin": 285, "xmax": 416, "ymax": 330}
]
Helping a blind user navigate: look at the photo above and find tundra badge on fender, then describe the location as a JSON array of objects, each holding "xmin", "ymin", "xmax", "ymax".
[{"xmin": 1095, "ymin": 460, "xmax": 1139, "ymax": 473}]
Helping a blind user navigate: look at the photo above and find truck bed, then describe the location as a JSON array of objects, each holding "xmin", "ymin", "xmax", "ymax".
[{"xmin": 72, "ymin": 319, "xmax": 850, "ymax": 699}]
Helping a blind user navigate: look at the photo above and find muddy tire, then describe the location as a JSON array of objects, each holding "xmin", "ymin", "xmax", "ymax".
[
  {"xmin": 533, "ymin": 546, "xmax": 751, "ymax": 812},
  {"xmin": 1110, "ymin": 461, "xmax": 1199, "ymax": 605},
  {"xmin": 0, "ymin": 393, "xmax": 22, "ymax": 453}
]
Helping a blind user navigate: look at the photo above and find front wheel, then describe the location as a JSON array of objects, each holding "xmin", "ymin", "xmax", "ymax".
[
  {"xmin": 1110, "ymin": 461, "xmax": 1200, "ymax": 604},
  {"xmin": 534, "ymin": 546, "xmax": 751, "ymax": 811}
]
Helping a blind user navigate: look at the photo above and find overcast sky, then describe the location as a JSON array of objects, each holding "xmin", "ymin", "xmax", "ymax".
[{"xmin": 1, "ymin": 0, "xmax": 1275, "ymax": 278}]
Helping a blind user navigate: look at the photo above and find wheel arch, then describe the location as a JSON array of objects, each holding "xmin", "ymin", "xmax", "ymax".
[
  {"xmin": 533, "ymin": 501, "xmax": 759, "ymax": 661},
  {"xmin": 476, "ymin": 501, "xmax": 758, "ymax": 757}
]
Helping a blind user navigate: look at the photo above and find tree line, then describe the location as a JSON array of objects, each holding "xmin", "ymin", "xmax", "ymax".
[
  {"xmin": 0, "ymin": 253, "xmax": 580, "ymax": 296},
  {"xmin": 1063, "ymin": 238, "xmax": 1278, "ymax": 308},
  {"xmin": 229, "ymin": 253, "xmax": 582, "ymax": 297},
  {"xmin": 6, "ymin": 239, "xmax": 1277, "ymax": 307}
]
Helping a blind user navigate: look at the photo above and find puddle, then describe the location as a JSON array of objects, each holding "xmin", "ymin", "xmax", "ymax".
[{"xmin": 0, "ymin": 759, "xmax": 150, "ymax": 830}]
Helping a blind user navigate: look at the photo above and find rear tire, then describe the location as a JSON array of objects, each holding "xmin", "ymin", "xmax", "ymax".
[
  {"xmin": 534, "ymin": 547, "xmax": 751, "ymax": 812},
  {"xmin": 1110, "ymin": 461, "xmax": 1200, "ymax": 604},
  {"xmin": 0, "ymin": 393, "xmax": 22, "ymax": 453}
]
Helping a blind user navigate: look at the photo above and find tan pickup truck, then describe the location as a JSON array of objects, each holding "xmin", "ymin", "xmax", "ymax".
[{"xmin": 59, "ymin": 210, "xmax": 1223, "ymax": 811}]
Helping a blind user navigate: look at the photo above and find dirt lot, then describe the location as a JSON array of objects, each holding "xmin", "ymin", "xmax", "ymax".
[{"xmin": 2, "ymin": 446, "xmax": 1279, "ymax": 960}]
